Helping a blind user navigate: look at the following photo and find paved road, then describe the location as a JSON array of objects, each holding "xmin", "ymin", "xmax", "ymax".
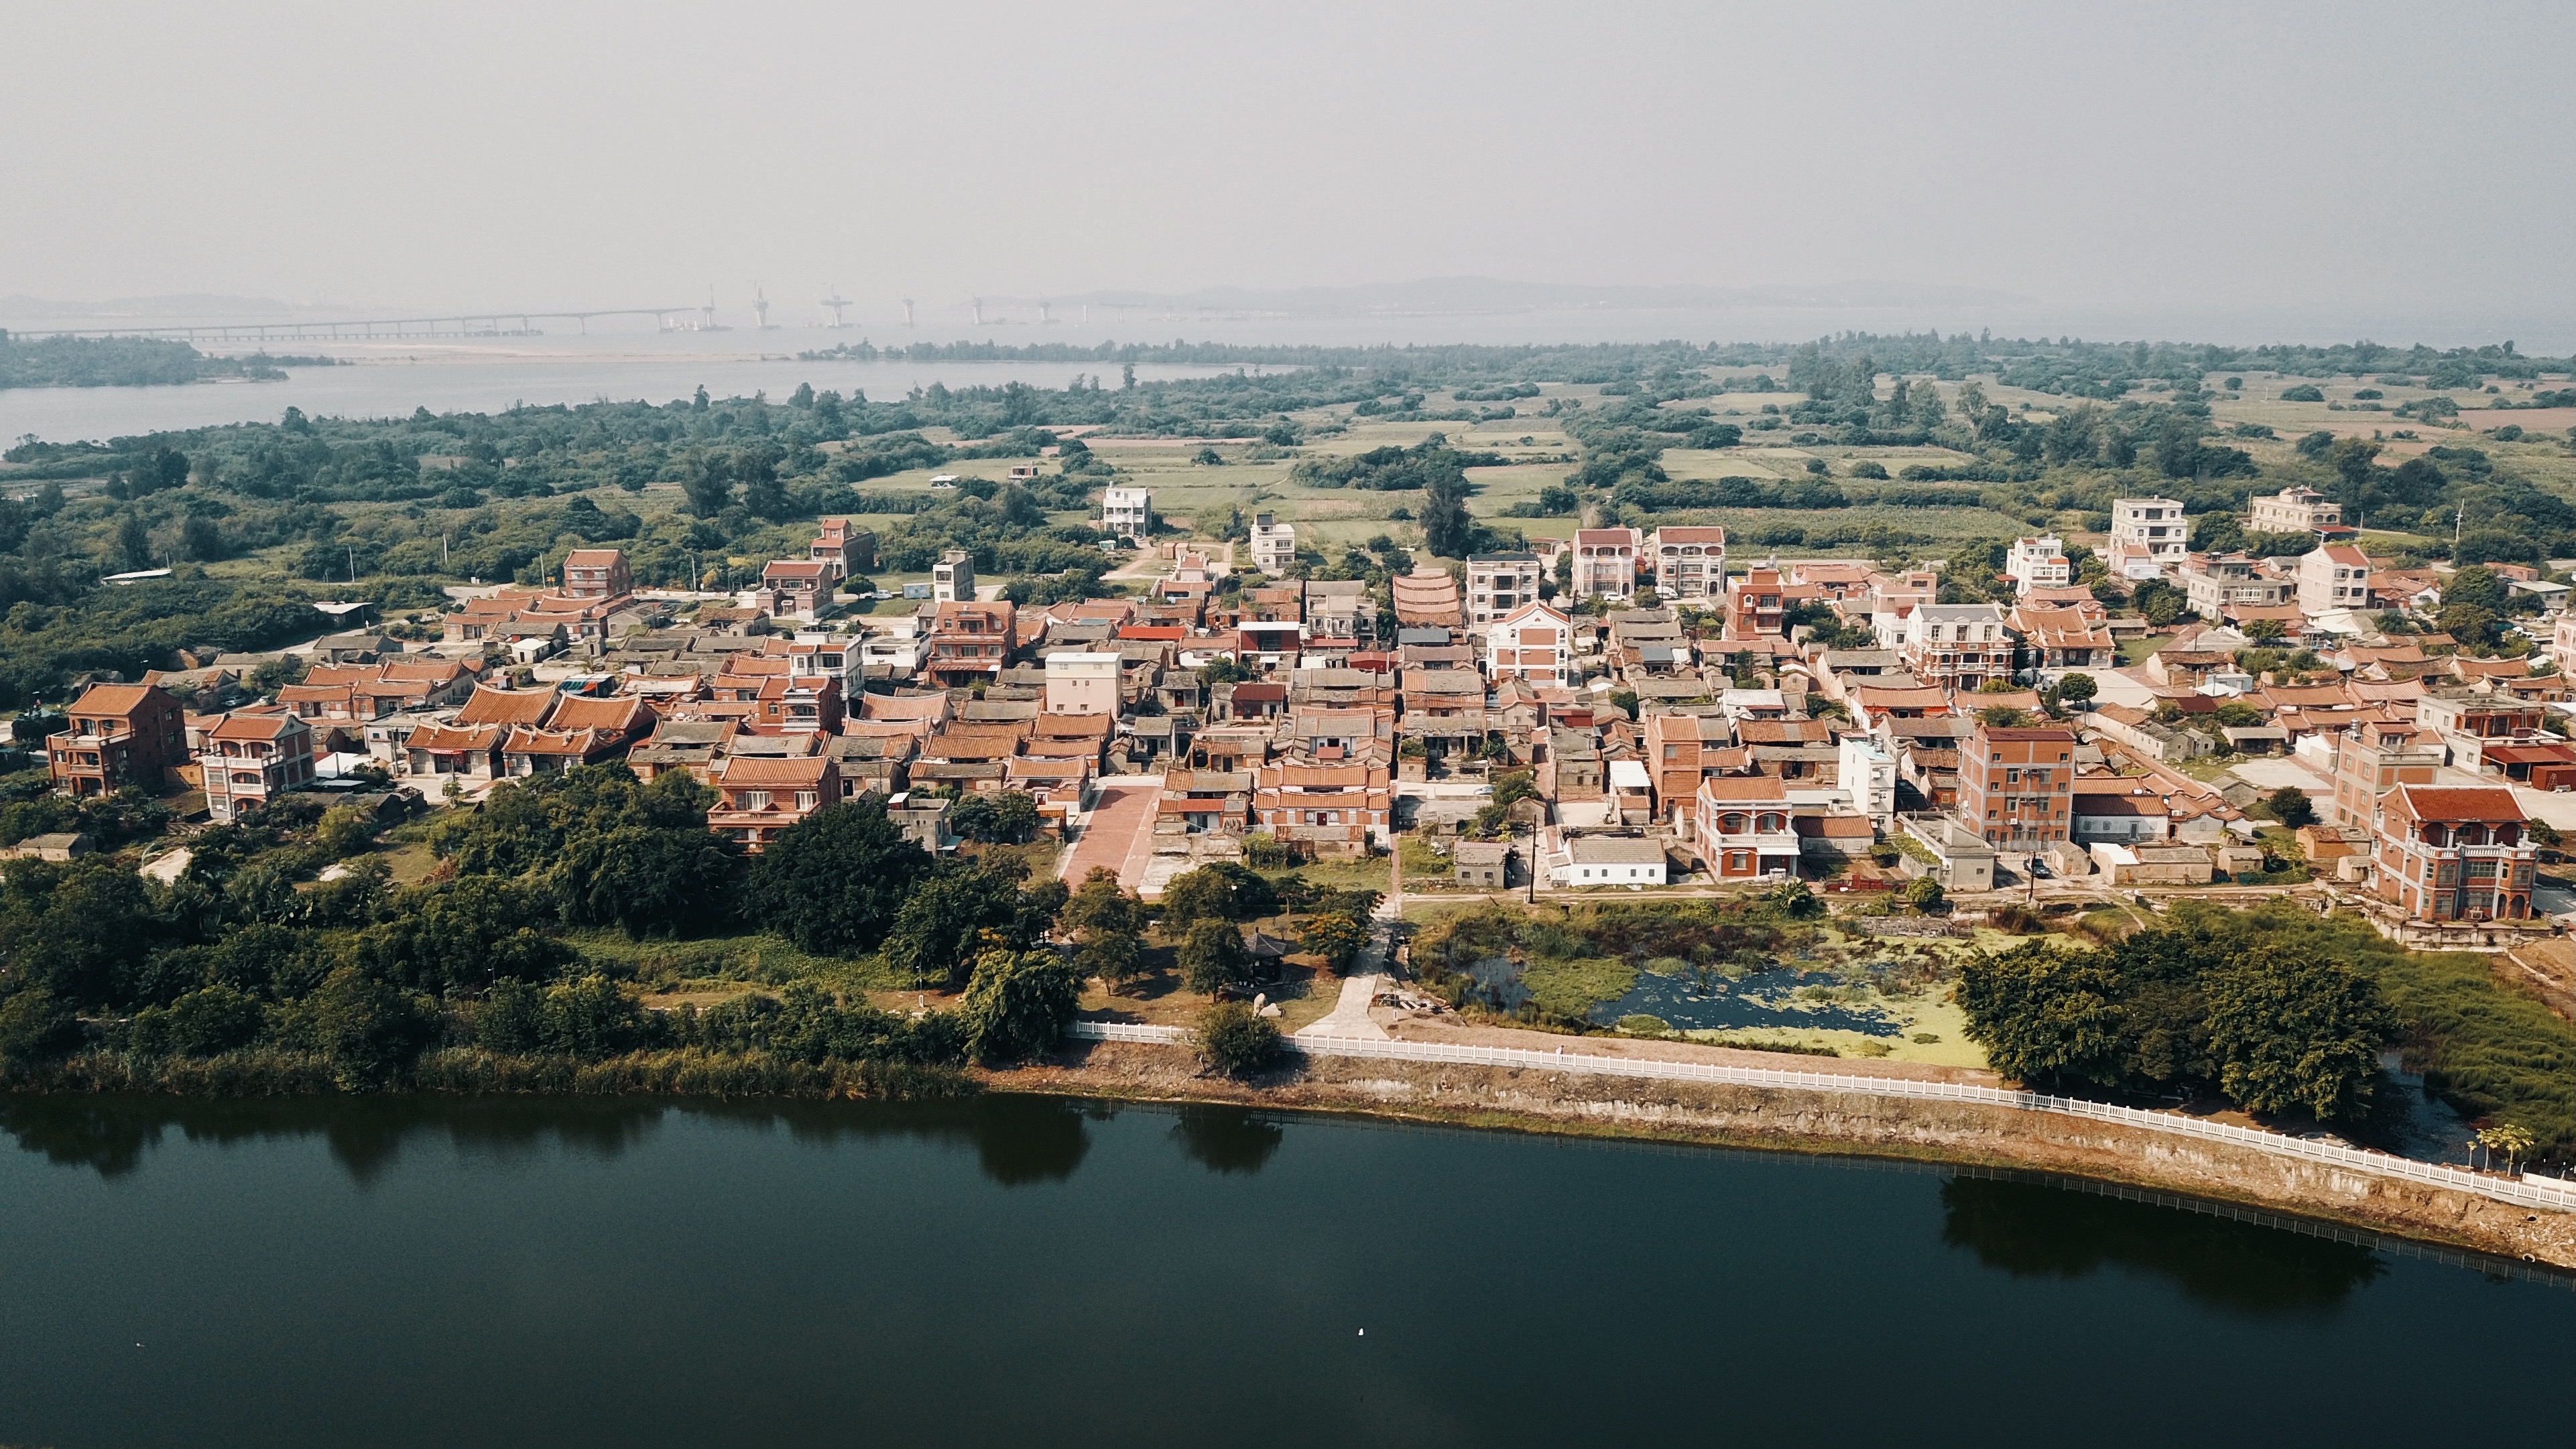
[
  {"xmin": 1296, "ymin": 972, "xmax": 1390, "ymax": 1040},
  {"xmin": 1058, "ymin": 775, "xmax": 1165, "ymax": 893}
]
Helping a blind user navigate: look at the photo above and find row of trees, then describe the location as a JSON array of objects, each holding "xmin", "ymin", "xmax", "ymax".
[{"xmin": 1959, "ymin": 920, "xmax": 2393, "ymax": 1122}]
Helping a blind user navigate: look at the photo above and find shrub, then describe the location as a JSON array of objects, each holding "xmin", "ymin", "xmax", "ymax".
[{"xmin": 1197, "ymin": 1003, "xmax": 1284, "ymax": 1078}]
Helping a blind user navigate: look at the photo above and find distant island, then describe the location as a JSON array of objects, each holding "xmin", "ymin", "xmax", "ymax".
[{"xmin": 0, "ymin": 332, "xmax": 337, "ymax": 390}]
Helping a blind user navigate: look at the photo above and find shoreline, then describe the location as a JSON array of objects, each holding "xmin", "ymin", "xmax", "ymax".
[{"xmin": 1001, "ymin": 1041, "xmax": 2576, "ymax": 1270}]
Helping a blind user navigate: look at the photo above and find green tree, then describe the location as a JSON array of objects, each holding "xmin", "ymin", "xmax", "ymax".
[
  {"xmin": 116, "ymin": 510, "xmax": 154, "ymax": 572},
  {"xmin": 1900, "ymin": 875, "xmax": 1947, "ymax": 912},
  {"xmin": 1298, "ymin": 912, "xmax": 1370, "ymax": 972},
  {"xmin": 558, "ymin": 821, "xmax": 742, "ymax": 938},
  {"xmin": 316, "ymin": 803, "xmax": 377, "ymax": 859},
  {"xmin": 956, "ymin": 948, "xmax": 1084, "ymax": 1064},
  {"xmin": 1957, "ymin": 940, "xmax": 2125, "ymax": 1088},
  {"xmin": 1197, "ymin": 1001, "xmax": 1284, "ymax": 1078},
  {"xmin": 2266, "ymin": 787, "xmax": 2317, "ymax": 828},
  {"xmin": 298, "ymin": 966, "xmax": 438, "ymax": 1088},
  {"xmin": 949, "ymin": 791, "xmax": 1041, "ymax": 844},
  {"xmin": 1420, "ymin": 471, "xmax": 1475, "ymax": 558},
  {"xmin": 128, "ymin": 985, "xmax": 265, "ymax": 1058},
  {"xmin": 1158, "ymin": 863, "xmax": 1277, "ymax": 928},
  {"xmin": 881, "ymin": 857, "xmax": 1046, "ymax": 986},
  {"xmin": 2053, "ymin": 672, "xmax": 2097, "ymax": 702},
  {"xmin": 2205, "ymin": 948, "xmax": 2394, "ymax": 1121},
  {"xmin": 682, "ymin": 455, "xmax": 734, "ymax": 517},
  {"xmin": 1061, "ymin": 869, "xmax": 1148, "ymax": 993},
  {"xmin": 1177, "ymin": 920, "xmax": 1256, "ymax": 998},
  {"xmin": 744, "ymin": 798, "xmax": 932, "ymax": 955},
  {"xmin": 0, "ymin": 987, "xmax": 80, "ymax": 1078}
]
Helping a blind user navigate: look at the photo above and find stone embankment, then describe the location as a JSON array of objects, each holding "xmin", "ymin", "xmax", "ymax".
[{"xmin": 1006, "ymin": 1040, "xmax": 2576, "ymax": 1269}]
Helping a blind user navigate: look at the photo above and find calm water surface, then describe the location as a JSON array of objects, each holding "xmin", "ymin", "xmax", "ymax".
[{"xmin": 0, "ymin": 1094, "xmax": 2565, "ymax": 1448}]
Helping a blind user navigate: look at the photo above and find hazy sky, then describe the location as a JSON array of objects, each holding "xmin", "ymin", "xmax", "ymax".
[{"xmin": 5, "ymin": 0, "xmax": 2570, "ymax": 338}]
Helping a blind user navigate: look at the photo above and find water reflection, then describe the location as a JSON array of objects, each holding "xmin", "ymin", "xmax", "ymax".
[
  {"xmin": 0, "ymin": 1093, "xmax": 1099, "ymax": 1189},
  {"xmin": 1168, "ymin": 1105, "xmax": 1285, "ymax": 1176},
  {"xmin": 1938, "ymin": 1176, "xmax": 2388, "ymax": 1318}
]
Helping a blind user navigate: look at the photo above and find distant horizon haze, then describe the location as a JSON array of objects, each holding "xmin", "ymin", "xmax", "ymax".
[{"xmin": 2, "ymin": 1, "xmax": 2568, "ymax": 348}]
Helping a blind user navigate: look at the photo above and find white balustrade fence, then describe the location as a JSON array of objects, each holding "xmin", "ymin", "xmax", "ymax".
[{"xmin": 1063, "ymin": 1021, "xmax": 2576, "ymax": 1214}]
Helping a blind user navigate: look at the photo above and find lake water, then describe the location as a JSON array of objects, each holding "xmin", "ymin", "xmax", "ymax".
[
  {"xmin": 12, "ymin": 298, "xmax": 2566, "ymax": 447},
  {"xmin": 0, "ymin": 1094, "xmax": 2563, "ymax": 1448},
  {"xmin": 0, "ymin": 340, "xmax": 1234, "ymax": 447}
]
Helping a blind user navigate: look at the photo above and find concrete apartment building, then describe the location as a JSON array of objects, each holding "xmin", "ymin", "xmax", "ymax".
[
  {"xmin": 1570, "ymin": 527, "xmax": 1640, "ymax": 599},
  {"xmin": 2003, "ymin": 536, "xmax": 2073, "ymax": 594},
  {"xmin": 2298, "ymin": 544, "xmax": 2372, "ymax": 615},
  {"xmin": 2248, "ymin": 486, "xmax": 2343, "ymax": 536},
  {"xmin": 1960, "ymin": 722, "xmax": 2077, "ymax": 848},
  {"xmin": 2330, "ymin": 718, "xmax": 2444, "ymax": 829},
  {"xmin": 1646, "ymin": 526, "xmax": 1727, "ymax": 601},
  {"xmin": 1882, "ymin": 603, "xmax": 2013, "ymax": 691},
  {"xmin": 2109, "ymin": 497, "xmax": 2189, "ymax": 574},
  {"xmin": 1465, "ymin": 553, "xmax": 1543, "ymax": 629},
  {"xmin": 1044, "ymin": 653, "xmax": 1121, "ymax": 716},
  {"xmin": 1101, "ymin": 487, "xmax": 1152, "ymax": 543},
  {"xmin": 930, "ymin": 549, "xmax": 976, "ymax": 604},
  {"xmin": 1249, "ymin": 513, "xmax": 1298, "ymax": 576},
  {"xmin": 2179, "ymin": 554, "xmax": 2294, "ymax": 621},
  {"xmin": 1485, "ymin": 602, "xmax": 1572, "ymax": 684}
]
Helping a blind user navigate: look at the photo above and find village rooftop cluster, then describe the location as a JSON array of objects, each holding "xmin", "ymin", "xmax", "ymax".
[{"xmin": 30, "ymin": 478, "xmax": 2576, "ymax": 946}]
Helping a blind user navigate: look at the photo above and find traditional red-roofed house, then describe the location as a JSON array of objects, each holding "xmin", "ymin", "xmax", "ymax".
[
  {"xmin": 1691, "ymin": 775, "xmax": 1798, "ymax": 879},
  {"xmin": 757, "ymin": 560, "xmax": 835, "ymax": 622},
  {"xmin": 202, "ymin": 707, "xmax": 316, "ymax": 822},
  {"xmin": 2371, "ymin": 783, "xmax": 2536, "ymax": 923},
  {"xmin": 926, "ymin": 601, "xmax": 1017, "ymax": 688},
  {"xmin": 405, "ymin": 722, "xmax": 509, "ymax": 781},
  {"xmin": 809, "ymin": 519, "xmax": 876, "ymax": 577},
  {"xmin": 1727, "ymin": 567, "xmax": 1785, "ymax": 638},
  {"xmin": 560, "ymin": 548, "xmax": 632, "ymax": 601},
  {"xmin": 1251, "ymin": 761, "xmax": 1392, "ymax": 856},
  {"xmin": 707, "ymin": 755, "xmax": 838, "ymax": 850},
  {"xmin": 48, "ymin": 682, "xmax": 188, "ymax": 796}
]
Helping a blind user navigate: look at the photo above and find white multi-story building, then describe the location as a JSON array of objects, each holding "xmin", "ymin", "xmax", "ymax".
[
  {"xmin": 2248, "ymin": 486, "xmax": 2343, "ymax": 536},
  {"xmin": 2003, "ymin": 536, "xmax": 2073, "ymax": 594},
  {"xmin": 1882, "ymin": 601, "xmax": 2014, "ymax": 691},
  {"xmin": 2298, "ymin": 544, "xmax": 2372, "ymax": 617},
  {"xmin": 1646, "ymin": 526, "xmax": 1728, "ymax": 601},
  {"xmin": 1249, "ymin": 513, "xmax": 1298, "ymax": 576},
  {"xmin": 1485, "ymin": 602, "xmax": 1572, "ymax": 684},
  {"xmin": 1043, "ymin": 652, "xmax": 1121, "ymax": 716},
  {"xmin": 1838, "ymin": 733, "xmax": 1896, "ymax": 830},
  {"xmin": 930, "ymin": 549, "xmax": 975, "ymax": 604},
  {"xmin": 1570, "ymin": 527, "xmax": 1640, "ymax": 599},
  {"xmin": 1101, "ymin": 487, "xmax": 1152, "ymax": 542},
  {"xmin": 1465, "ymin": 553, "xmax": 1543, "ymax": 629},
  {"xmin": 2109, "ymin": 497, "xmax": 2189, "ymax": 576}
]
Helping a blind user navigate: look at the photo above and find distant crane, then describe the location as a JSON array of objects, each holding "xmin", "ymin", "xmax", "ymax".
[
  {"xmin": 698, "ymin": 286, "xmax": 726, "ymax": 332},
  {"xmin": 751, "ymin": 285, "xmax": 774, "ymax": 330},
  {"xmin": 820, "ymin": 288, "xmax": 852, "ymax": 328},
  {"xmin": 902, "ymin": 298, "xmax": 916, "ymax": 326}
]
